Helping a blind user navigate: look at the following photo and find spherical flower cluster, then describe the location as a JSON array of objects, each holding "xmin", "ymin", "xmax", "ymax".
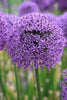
[
  {"xmin": 0, "ymin": 13, "xmax": 7, "ymax": 50},
  {"xmin": 0, "ymin": 12, "xmax": 19, "ymax": 50},
  {"xmin": 60, "ymin": 69, "xmax": 67, "ymax": 100},
  {"xmin": 18, "ymin": 1, "xmax": 39, "ymax": 16},
  {"xmin": 31, "ymin": 0, "xmax": 55, "ymax": 11},
  {"xmin": 58, "ymin": 0, "xmax": 67, "ymax": 11},
  {"xmin": 57, "ymin": 12, "xmax": 67, "ymax": 47},
  {"xmin": 6, "ymin": 13, "xmax": 65, "ymax": 70},
  {"xmin": 44, "ymin": 12, "xmax": 57, "ymax": 22}
]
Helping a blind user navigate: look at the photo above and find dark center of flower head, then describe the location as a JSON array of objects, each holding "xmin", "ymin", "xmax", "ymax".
[
  {"xmin": 27, "ymin": 6, "xmax": 31, "ymax": 10},
  {"xmin": 20, "ymin": 30, "xmax": 42, "ymax": 47},
  {"xmin": 20, "ymin": 29, "xmax": 51, "ymax": 49}
]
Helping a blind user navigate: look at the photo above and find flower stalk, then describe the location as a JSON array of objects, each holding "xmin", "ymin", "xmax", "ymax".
[
  {"xmin": 14, "ymin": 64, "xmax": 20, "ymax": 100},
  {"xmin": 0, "ymin": 59, "xmax": 8, "ymax": 100},
  {"xmin": 35, "ymin": 68, "xmax": 41, "ymax": 100}
]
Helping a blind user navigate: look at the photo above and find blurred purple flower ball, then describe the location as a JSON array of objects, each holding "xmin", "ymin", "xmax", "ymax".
[
  {"xmin": 18, "ymin": 1, "xmax": 39, "ymax": 16},
  {"xmin": 6, "ymin": 13, "xmax": 65, "ymax": 70},
  {"xmin": 0, "ymin": 13, "xmax": 7, "ymax": 50},
  {"xmin": 30, "ymin": 0, "xmax": 56, "ymax": 11},
  {"xmin": 0, "ymin": 12, "xmax": 19, "ymax": 50},
  {"xmin": 60, "ymin": 69, "xmax": 67, "ymax": 100},
  {"xmin": 57, "ymin": 12, "xmax": 67, "ymax": 47},
  {"xmin": 58, "ymin": 0, "xmax": 67, "ymax": 11}
]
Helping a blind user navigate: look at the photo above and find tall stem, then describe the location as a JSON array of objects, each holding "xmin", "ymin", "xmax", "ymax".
[
  {"xmin": 0, "ymin": 59, "xmax": 8, "ymax": 100},
  {"xmin": 52, "ymin": 68, "xmax": 55, "ymax": 100},
  {"xmin": 3, "ymin": 51, "xmax": 6, "ymax": 83},
  {"xmin": 35, "ymin": 68, "xmax": 41, "ymax": 100},
  {"xmin": 14, "ymin": 64, "xmax": 20, "ymax": 100}
]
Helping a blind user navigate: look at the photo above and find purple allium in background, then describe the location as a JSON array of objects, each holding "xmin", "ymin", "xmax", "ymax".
[
  {"xmin": 60, "ymin": 69, "xmax": 67, "ymax": 100},
  {"xmin": 6, "ymin": 13, "xmax": 65, "ymax": 70},
  {"xmin": 0, "ymin": 13, "xmax": 7, "ymax": 50},
  {"xmin": 18, "ymin": 1, "xmax": 39, "ymax": 16},
  {"xmin": 58, "ymin": 0, "xmax": 67, "ymax": 11},
  {"xmin": 44, "ymin": 12, "xmax": 57, "ymax": 21},
  {"xmin": 31, "ymin": 0, "xmax": 56, "ymax": 11},
  {"xmin": 0, "ymin": 0, "xmax": 9, "ymax": 7},
  {"xmin": 57, "ymin": 12, "xmax": 67, "ymax": 47},
  {"xmin": 0, "ymin": 12, "xmax": 19, "ymax": 50}
]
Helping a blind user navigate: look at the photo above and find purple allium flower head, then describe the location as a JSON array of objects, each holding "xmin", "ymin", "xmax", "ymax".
[
  {"xmin": 31, "ymin": 0, "xmax": 55, "ymax": 11},
  {"xmin": 57, "ymin": 12, "xmax": 67, "ymax": 47},
  {"xmin": 18, "ymin": 1, "xmax": 39, "ymax": 16},
  {"xmin": 6, "ymin": 13, "xmax": 65, "ymax": 70},
  {"xmin": 0, "ymin": 12, "xmax": 19, "ymax": 50},
  {"xmin": 44, "ymin": 12, "xmax": 57, "ymax": 21},
  {"xmin": 63, "ymin": 69, "xmax": 67, "ymax": 75},
  {"xmin": 0, "ymin": 13, "xmax": 7, "ymax": 50},
  {"xmin": 58, "ymin": 0, "xmax": 67, "ymax": 11},
  {"xmin": 60, "ymin": 69, "xmax": 67, "ymax": 100}
]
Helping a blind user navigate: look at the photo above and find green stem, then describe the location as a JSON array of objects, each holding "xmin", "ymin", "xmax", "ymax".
[
  {"xmin": 33, "ymin": 70, "xmax": 36, "ymax": 96},
  {"xmin": 60, "ymin": 58, "xmax": 63, "ymax": 100},
  {"xmin": 8, "ymin": 6, "xmax": 11, "ymax": 14},
  {"xmin": 35, "ymin": 68, "xmax": 41, "ymax": 100},
  {"xmin": 1, "ymin": 2, "xmax": 6, "ymax": 12},
  {"xmin": 17, "ymin": 68, "xmax": 22, "ymax": 99},
  {"xmin": 45, "ymin": 68, "xmax": 49, "ymax": 97},
  {"xmin": 52, "ymin": 68, "xmax": 55, "ymax": 100},
  {"xmin": 61, "ymin": 58, "xmax": 63, "ymax": 80},
  {"xmin": 3, "ymin": 51, "xmax": 6, "ymax": 83},
  {"xmin": 0, "ymin": 60, "xmax": 8, "ymax": 100},
  {"xmin": 14, "ymin": 64, "xmax": 20, "ymax": 100},
  {"xmin": 7, "ymin": 0, "xmax": 11, "ymax": 13}
]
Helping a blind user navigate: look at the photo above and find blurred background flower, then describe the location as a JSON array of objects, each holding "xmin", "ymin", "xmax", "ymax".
[
  {"xmin": 18, "ymin": 1, "xmax": 39, "ymax": 16},
  {"xmin": 60, "ymin": 69, "xmax": 67, "ymax": 100},
  {"xmin": 58, "ymin": 0, "xmax": 67, "ymax": 11}
]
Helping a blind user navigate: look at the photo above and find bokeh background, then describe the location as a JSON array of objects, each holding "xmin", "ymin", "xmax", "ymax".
[{"xmin": 0, "ymin": 0, "xmax": 67, "ymax": 100}]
